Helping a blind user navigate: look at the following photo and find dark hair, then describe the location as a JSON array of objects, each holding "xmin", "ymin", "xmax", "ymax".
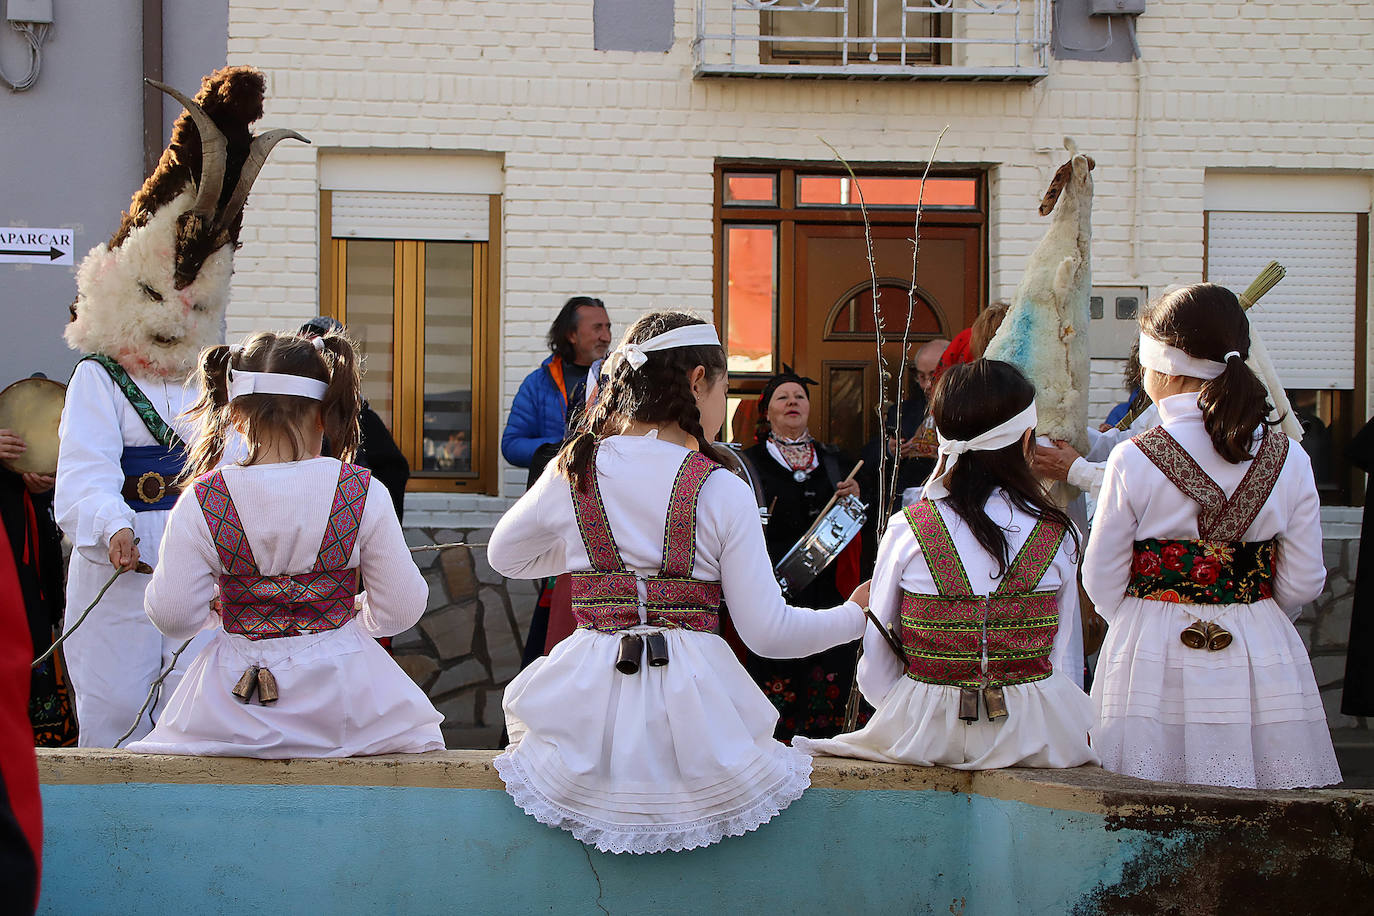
[
  {"xmin": 181, "ymin": 330, "xmax": 361, "ymax": 481},
  {"xmin": 558, "ymin": 311, "xmax": 726, "ymax": 492},
  {"xmin": 1122, "ymin": 339, "xmax": 1143, "ymax": 392},
  {"xmin": 1140, "ymin": 283, "xmax": 1278, "ymax": 463},
  {"xmin": 546, "ymin": 296, "xmax": 606, "ymax": 362},
  {"xmin": 930, "ymin": 360, "xmax": 1079, "ymax": 577}
]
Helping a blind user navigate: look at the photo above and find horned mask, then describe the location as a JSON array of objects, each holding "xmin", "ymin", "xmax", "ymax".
[{"xmin": 64, "ymin": 66, "xmax": 307, "ymax": 379}]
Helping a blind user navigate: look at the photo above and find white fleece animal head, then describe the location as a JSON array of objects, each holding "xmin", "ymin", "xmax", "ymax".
[{"xmin": 65, "ymin": 190, "xmax": 232, "ymax": 380}]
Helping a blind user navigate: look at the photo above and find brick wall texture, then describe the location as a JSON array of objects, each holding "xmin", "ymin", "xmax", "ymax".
[{"xmin": 221, "ymin": 0, "xmax": 1373, "ymax": 498}]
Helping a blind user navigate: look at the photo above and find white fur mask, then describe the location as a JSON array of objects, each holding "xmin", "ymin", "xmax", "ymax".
[{"xmin": 65, "ymin": 189, "xmax": 232, "ymax": 380}]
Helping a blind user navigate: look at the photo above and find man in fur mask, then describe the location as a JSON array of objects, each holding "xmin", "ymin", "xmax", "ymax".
[{"xmin": 55, "ymin": 66, "xmax": 304, "ymax": 747}]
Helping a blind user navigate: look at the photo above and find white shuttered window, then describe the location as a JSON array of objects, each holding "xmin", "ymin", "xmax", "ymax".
[{"xmin": 1206, "ymin": 211, "xmax": 1359, "ymax": 390}]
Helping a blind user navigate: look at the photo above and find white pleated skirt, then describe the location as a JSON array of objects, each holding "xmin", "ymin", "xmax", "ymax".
[
  {"xmin": 496, "ymin": 627, "xmax": 812, "ymax": 854},
  {"xmin": 794, "ymin": 671, "xmax": 1098, "ymax": 770},
  {"xmin": 126, "ymin": 619, "xmax": 445, "ymax": 758},
  {"xmin": 1091, "ymin": 595, "xmax": 1341, "ymax": 788}
]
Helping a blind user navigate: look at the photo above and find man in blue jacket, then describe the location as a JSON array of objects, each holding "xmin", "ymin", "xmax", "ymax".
[{"xmin": 502, "ymin": 296, "xmax": 611, "ymax": 482}]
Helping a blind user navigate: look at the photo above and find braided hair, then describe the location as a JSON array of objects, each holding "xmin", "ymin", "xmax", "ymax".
[{"xmin": 558, "ymin": 311, "xmax": 726, "ymax": 493}]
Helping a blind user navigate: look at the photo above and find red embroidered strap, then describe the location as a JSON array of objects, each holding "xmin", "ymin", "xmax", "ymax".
[
  {"xmin": 314, "ymin": 463, "xmax": 371, "ymax": 572},
  {"xmin": 571, "ymin": 445, "xmax": 625, "ymax": 573},
  {"xmin": 995, "ymin": 519, "xmax": 1067, "ymax": 596},
  {"xmin": 1210, "ymin": 432, "xmax": 1288, "ymax": 541},
  {"xmin": 903, "ymin": 500, "xmax": 973, "ymax": 598},
  {"xmin": 1134, "ymin": 428, "xmax": 1227, "ymax": 535},
  {"xmin": 195, "ymin": 470, "xmax": 259, "ymax": 575},
  {"xmin": 1135, "ymin": 427, "xmax": 1288, "ymax": 540},
  {"xmin": 659, "ymin": 452, "xmax": 719, "ymax": 579}
]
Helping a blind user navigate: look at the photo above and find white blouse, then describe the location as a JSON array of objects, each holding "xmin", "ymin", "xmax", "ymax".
[
  {"xmin": 145, "ymin": 457, "xmax": 427, "ymax": 642},
  {"xmin": 488, "ymin": 435, "xmax": 864, "ymax": 657},
  {"xmin": 1083, "ymin": 393, "xmax": 1325, "ymax": 620}
]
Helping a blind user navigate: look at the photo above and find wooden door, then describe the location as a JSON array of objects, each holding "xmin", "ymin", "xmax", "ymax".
[{"xmin": 794, "ymin": 223, "xmax": 981, "ymax": 457}]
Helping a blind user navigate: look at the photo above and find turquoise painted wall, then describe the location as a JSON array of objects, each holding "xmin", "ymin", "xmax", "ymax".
[{"xmin": 39, "ymin": 783, "xmax": 1180, "ymax": 915}]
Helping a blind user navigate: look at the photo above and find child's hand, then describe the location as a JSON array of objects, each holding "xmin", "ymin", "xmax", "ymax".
[{"xmin": 848, "ymin": 579, "xmax": 871, "ymax": 608}]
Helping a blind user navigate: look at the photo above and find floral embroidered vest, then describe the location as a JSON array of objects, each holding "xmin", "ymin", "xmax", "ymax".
[
  {"xmin": 898, "ymin": 499, "xmax": 1067, "ymax": 689},
  {"xmin": 195, "ymin": 463, "xmax": 369, "ymax": 640},
  {"xmin": 1126, "ymin": 427, "xmax": 1286, "ymax": 605},
  {"xmin": 569, "ymin": 447, "xmax": 722, "ymax": 633}
]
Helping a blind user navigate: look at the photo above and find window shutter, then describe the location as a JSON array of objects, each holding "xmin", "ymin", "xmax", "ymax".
[
  {"xmin": 1206, "ymin": 211, "xmax": 1359, "ymax": 390},
  {"xmin": 331, "ymin": 191, "xmax": 489, "ymax": 242}
]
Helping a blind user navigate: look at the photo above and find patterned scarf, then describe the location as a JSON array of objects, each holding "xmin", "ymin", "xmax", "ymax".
[{"xmin": 768, "ymin": 431, "xmax": 816, "ymax": 472}]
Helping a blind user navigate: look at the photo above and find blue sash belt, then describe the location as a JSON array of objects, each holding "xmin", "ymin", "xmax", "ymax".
[{"xmin": 121, "ymin": 445, "xmax": 185, "ymax": 512}]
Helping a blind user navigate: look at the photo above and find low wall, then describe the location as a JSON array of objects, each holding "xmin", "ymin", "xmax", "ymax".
[{"xmin": 36, "ymin": 749, "xmax": 1374, "ymax": 915}]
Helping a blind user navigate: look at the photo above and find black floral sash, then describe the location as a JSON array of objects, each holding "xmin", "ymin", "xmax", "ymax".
[{"xmin": 1127, "ymin": 537, "xmax": 1276, "ymax": 605}]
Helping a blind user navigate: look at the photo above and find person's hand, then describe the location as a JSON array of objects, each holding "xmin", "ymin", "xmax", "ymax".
[
  {"xmin": 0, "ymin": 429, "xmax": 25, "ymax": 462},
  {"xmin": 22, "ymin": 473, "xmax": 54, "ymax": 494},
  {"xmin": 108, "ymin": 528, "xmax": 140, "ymax": 571},
  {"xmin": 848, "ymin": 579, "xmax": 871, "ymax": 608},
  {"xmin": 1030, "ymin": 439, "xmax": 1081, "ymax": 482},
  {"xmin": 1098, "ymin": 422, "xmax": 1113, "ymax": 433},
  {"xmin": 835, "ymin": 478, "xmax": 860, "ymax": 500}
]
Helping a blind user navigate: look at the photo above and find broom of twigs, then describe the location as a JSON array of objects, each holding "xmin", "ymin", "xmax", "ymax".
[
  {"xmin": 1114, "ymin": 260, "xmax": 1286, "ymax": 431},
  {"xmin": 823, "ymin": 128, "xmax": 950, "ymax": 734}
]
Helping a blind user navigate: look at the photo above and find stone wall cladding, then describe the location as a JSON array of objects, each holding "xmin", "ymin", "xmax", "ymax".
[
  {"xmin": 396, "ymin": 528, "xmax": 538, "ymax": 749},
  {"xmin": 222, "ymin": 0, "xmax": 1374, "ymax": 499},
  {"xmin": 1300, "ymin": 534, "xmax": 1363, "ymax": 733}
]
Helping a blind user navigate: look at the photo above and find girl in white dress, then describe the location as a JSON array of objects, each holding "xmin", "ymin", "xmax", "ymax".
[
  {"xmin": 489, "ymin": 312, "xmax": 868, "ymax": 854},
  {"xmin": 127, "ymin": 331, "xmax": 443, "ymax": 758},
  {"xmin": 795, "ymin": 360, "xmax": 1096, "ymax": 769},
  {"xmin": 1087, "ymin": 283, "xmax": 1340, "ymax": 788}
]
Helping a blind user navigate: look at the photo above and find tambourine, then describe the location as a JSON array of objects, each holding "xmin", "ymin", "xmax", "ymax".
[{"xmin": 0, "ymin": 377, "xmax": 66, "ymax": 475}]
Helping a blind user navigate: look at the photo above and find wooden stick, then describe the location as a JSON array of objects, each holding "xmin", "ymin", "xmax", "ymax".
[
  {"xmin": 34, "ymin": 543, "xmax": 151, "ymax": 669},
  {"xmin": 816, "ymin": 459, "xmax": 864, "ymax": 520}
]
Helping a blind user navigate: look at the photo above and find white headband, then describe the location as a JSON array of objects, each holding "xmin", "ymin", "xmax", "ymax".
[
  {"xmin": 228, "ymin": 369, "xmax": 328, "ymax": 402},
  {"xmin": 1138, "ymin": 334, "xmax": 1241, "ymax": 381},
  {"xmin": 921, "ymin": 402, "xmax": 1037, "ymax": 500},
  {"xmin": 607, "ymin": 324, "xmax": 722, "ymax": 373}
]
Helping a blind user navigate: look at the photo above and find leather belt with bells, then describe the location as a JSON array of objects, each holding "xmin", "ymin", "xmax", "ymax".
[{"xmin": 123, "ymin": 471, "xmax": 182, "ymax": 504}]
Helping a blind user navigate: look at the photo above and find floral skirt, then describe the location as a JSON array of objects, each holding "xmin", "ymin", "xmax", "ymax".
[{"xmin": 745, "ymin": 640, "xmax": 869, "ymax": 741}]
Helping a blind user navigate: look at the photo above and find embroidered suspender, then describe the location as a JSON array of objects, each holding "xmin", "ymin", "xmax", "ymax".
[
  {"xmin": 569, "ymin": 447, "xmax": 723, "ymax": 634},
  {"xmin": 196, "ymin": 463, "xmax": 370, "ymax": 639},
  {"xmin": 898, "ymin": 499, "xmax": 1066, "ymax": 689},
  {"xmin": 1127, "ymin": 427, "xmax": 1287, "ymax": 605}
]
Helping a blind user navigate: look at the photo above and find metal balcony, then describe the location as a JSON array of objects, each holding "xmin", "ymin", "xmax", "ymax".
[{"xmin": 693, "ymin": 0, "xmax": 1050, "ymax": 82}]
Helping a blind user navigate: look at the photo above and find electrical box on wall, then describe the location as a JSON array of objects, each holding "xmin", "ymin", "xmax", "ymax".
[
  {"xmin": 6, "ymin": 0, "xmax": 53, "ymax": 24},
  {"xmin": 1088, "ymin": 286, "xmax": 1146, "ymax": 359},
  {"xmin": 1088, "ymin": 0, "xmax": 1145, "ymax": 15}
]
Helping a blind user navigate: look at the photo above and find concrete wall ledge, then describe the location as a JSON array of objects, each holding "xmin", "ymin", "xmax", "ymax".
[
  {"xmin": 37, "ymin": 747, "xmax": 1374, "ymax": 821},
  {"xmin": 36, "ymin": 749, "xmax": 1374, "ymax": 914}
]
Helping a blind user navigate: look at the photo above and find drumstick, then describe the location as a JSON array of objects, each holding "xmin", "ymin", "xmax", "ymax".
[{"xmin": 815, "ymin": 459, "xmax": 864, "ymax": 520}]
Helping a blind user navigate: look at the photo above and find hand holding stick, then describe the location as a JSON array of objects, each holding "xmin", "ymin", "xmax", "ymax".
[{"xmin": 34, "ymin": 540, "xmax": 151, "ymax": 668}]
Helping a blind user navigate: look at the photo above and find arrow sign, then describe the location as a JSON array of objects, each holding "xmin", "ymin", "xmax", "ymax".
[{"xmin": 0, "ymin": 228, "xmax": 74, "ymax": 266}]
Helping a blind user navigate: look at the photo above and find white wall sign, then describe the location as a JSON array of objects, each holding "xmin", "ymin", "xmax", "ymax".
[{"xmin": 0, "ymin": 228, "xmax": 74, "ymax": 265}]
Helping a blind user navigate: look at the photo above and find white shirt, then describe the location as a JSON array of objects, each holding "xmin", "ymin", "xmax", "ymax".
[
  {"xmin": 1066, "ymin": 404, "xmax": 1159, "ymax": 499},
  {"xmin": 1083, "ymin": 393, "xmax": 1325, "ymax": 621},
  {"xmin": 145, "ymin": 457, "xmax": 426, "ymax": 641},
  {"xmin": 488, "ymin": 435, "xmax": 863, "ymax": 658}
]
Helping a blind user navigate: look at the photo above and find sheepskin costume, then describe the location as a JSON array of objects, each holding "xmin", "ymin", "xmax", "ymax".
[
  {"xmin": 983, "ymin": 141, "xmax": 1095, "ymax": 460},
  {"xmin": 64, "ymin": 65, "xmax": 304, "ymax": 379}
]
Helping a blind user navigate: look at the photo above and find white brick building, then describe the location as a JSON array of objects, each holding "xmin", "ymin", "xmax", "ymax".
[{"xmin": 221, "ymin": 0, "xmax": 1373, "ymax": 518}]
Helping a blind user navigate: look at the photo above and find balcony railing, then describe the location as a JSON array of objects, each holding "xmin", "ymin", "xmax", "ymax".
[{"xmin": 694, "ymin": 0, "xmax": 1050, "ymax": 81}]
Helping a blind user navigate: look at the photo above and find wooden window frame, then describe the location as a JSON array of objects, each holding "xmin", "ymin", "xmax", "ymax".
[{"xmin": 320, "ymin": 191, "xmax": 502, "ymax": 495}]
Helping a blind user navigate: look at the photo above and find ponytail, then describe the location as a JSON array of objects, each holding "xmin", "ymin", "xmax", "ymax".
[
  {"xmin": 1142, "ymin": 283, "xmax": 1279, "ymax": 465},
  {"xmin": 179, "ymin": 344, "xmax": 233, "ymax": 483},
  {"xmin": 317, "ymin": 333, "xmax": 361, "ymax": 463},
  {"xmin": 1199, "ymin": 352, "xmax": 1275, "ymax": 463}
]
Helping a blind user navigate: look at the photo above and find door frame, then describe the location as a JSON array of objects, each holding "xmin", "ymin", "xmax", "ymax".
[{"xmin": 713, "ymin": 159, "xmax": 989, "ymax": 438}]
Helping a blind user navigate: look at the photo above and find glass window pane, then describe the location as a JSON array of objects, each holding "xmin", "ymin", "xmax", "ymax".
[
  {"xmin": 797, "ymin": 175, "xmax": 977, "ymax": 208},
  {"xmin": 826, "ymin": 365, "xmax": 867, "ymax": 457},
  {"xmin": 725, "ymin": 225, "xmax": 776, "ymax": 374},
  {"xmin": 725, "ymin": 393, "xmax": 760, "ymax": 446},
  {"xmin": 422, "ymin": 242, "xmax": 475, "ymax": 473},
  {"xmin": 343, "ymin": 240, "xmax": 395, "ymax": 427},
  {"xmin": 724, "ymin": 173, "xmax": 777, "ymax": 206}
]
